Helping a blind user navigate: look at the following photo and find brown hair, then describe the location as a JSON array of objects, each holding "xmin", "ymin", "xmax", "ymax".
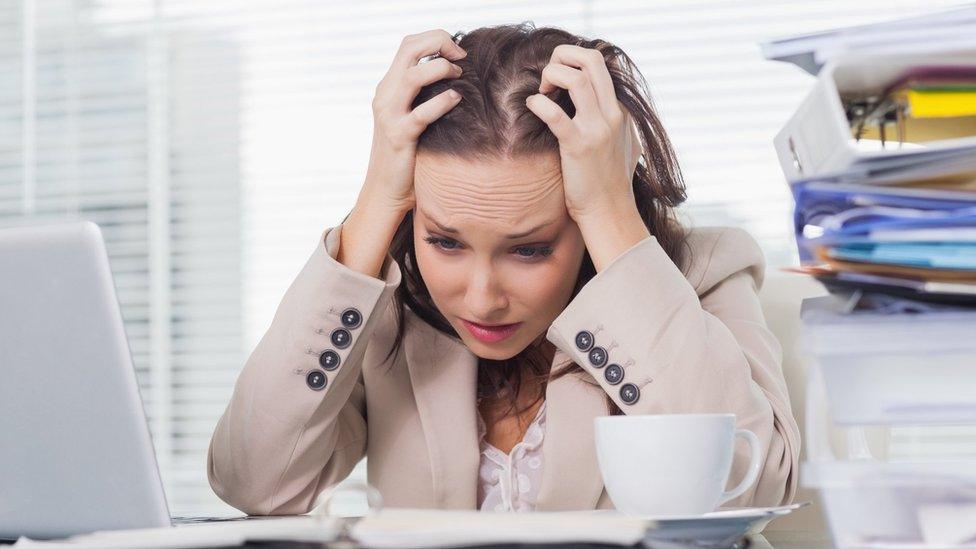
[{"xmin": 381, "ymin": 22, "xmax": 688, "ymax": 417}]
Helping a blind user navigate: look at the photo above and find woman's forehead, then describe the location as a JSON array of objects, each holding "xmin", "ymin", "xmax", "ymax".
[
  {"xmin": 415, "ymin": 151, "xmax": 561, "ymax": 192},
  {"xmin": 414, "ymin": 151, "xmax": 565, "ymax": 225},
  {"xmin": 416, "ymin": 202, "xmax": 565, "ymax": 240}
]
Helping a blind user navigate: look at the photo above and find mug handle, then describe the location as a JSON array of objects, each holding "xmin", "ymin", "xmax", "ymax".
[{"xmin": 717, "ymin": 428, "xmax": 762, "ymax": 507}]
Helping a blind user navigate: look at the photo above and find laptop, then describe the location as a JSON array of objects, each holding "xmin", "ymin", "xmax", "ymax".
[{"xmin": 0, "ymin": 220, "xmax": 239, "ymax": 541}]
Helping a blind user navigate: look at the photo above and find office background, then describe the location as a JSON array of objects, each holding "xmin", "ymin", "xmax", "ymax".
[{"xmin": 0, "ymin": 0, "xmax": 966, "ymax": 516}]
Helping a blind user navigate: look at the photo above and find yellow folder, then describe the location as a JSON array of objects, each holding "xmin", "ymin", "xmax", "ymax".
[{"xmin": 898, "ymin": 87, "xmax": 976, "ymax": 118}]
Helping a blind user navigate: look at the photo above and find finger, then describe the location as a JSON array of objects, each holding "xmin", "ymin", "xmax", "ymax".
[
  {"xmin": 399, "ymin": 57, "xmax": 463, "ymax": 110},
  {"xmin": 392, "ymin": 30, "xmax": 466, "ymax": 74},
  {"xmin": 408, "ymin": 88, "xmax": 462, "ymax": 134},
  {"xmin": 547, "ymin": 44, "xmax": 618, "ymax": 118},
  {"xmin": 538, "ymin": 63, "xmax": 601, "ymax": 125},
  {"xmin": 525, "ymin": 93, "xmax": 580, "ymax": 145}
]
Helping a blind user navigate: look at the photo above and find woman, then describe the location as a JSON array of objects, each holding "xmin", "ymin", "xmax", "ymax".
[{"xmin": 207, "ymin": 23, "xmax": 800, "ymax": 515}]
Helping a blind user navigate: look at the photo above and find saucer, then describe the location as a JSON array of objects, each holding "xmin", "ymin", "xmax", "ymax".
[{"xmin": 637, "ymin": 503, "xmax": 810, "ymax": 548}]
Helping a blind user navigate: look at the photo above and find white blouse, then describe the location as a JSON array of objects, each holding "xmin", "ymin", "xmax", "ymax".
[{"xmin": 475, "ymin": 400, "xmax": 547, "ymax": 512}]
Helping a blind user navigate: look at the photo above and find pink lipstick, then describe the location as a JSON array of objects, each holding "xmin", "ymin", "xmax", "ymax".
[{"xmin": 460, "ymin": 318, "xmax": 522, "ymax": 343}]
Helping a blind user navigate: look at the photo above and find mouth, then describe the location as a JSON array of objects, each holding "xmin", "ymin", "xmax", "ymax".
[{"xmin": 460, "ymin": 318, "xmax": 522, "ymax": 343}]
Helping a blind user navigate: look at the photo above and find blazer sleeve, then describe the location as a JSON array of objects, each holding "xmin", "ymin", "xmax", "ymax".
[
  {"xmin": 207, "ymin": 222, "xmax": 401, "ymax": 515},
  {"xmin": 546, "ymin": 227, "xmax": 800, "ymax": 508}
]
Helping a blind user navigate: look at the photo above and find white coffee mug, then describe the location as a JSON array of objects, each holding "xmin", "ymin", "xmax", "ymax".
[{"xmin": 594, "ymin": 413, "xmax": 762, "ymax": 517}]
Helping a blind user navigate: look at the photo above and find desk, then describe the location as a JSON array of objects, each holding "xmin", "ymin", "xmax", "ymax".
[
  {"xmin": 0, "ymin": 526, "xmax": 834, "ymax": 548},
  {"xmin": 237, "ymin": 529, "xmax": 834, "ymax": 549},
  {"xmin": 173, "ymin": 530, "xmax": 832, "ymax": 549},
  {"xmin": 325, "ymin": 530, "xmax": 832, "ymax": 548}
]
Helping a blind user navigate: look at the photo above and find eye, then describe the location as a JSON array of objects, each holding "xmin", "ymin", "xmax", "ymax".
[
  {"xmin": 423, "ymin": 235, "xmax": 461, "ymax": 251},
  {"xmin": 514, "ymin": 245, "xmax": 554, "ymax": 261},
  {"xmin": 423, "ymin": 234, "xmax": 553, "ymax": 262}
]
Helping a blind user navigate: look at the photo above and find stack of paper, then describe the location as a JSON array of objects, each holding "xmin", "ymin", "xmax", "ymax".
[
  {"xmin": 788, "ymin": 179, "xmax": 976, "ymax": 307},
  {"xmin": 802, "ymin": 459, "xmax": 976, "ymax": 546},
  {"xmin": 800, "ymin": 294, "xmax": 976, "ymax": 424},
  {"xmin": 768, "ymin": 10, "xmax": 976, "ymax": 546},
  {"xmin": 349, "ymin": 509, "xmax": 650, "ymax": 549},
  {"xmin": 766, "ymin": 7, "xmax": 976, "ymax": 309},
  {"xmin": 761, "ymin": 5, "xmax": 976, "ymax": 75}
]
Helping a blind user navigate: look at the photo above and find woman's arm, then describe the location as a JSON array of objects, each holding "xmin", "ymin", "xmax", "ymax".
[
  {"xmin": 207, "ymin": 218, "xmax": 402, "ymax": 515},
  {"xmin": 546, "ymin": 225, "xmax": 800, "ymax": 508}
]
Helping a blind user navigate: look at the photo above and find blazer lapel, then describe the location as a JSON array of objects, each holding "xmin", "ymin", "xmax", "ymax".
[
  {"xmin": 404, "ymin": 311, "xmax": 481, "ymax": 509},
  {"xmin": 405, "ymin": 316, "xmax": 608, "ymax": 511},
  {"xmin": 534, "ymin": 350, "xmax": 609, "ymax": 511}
]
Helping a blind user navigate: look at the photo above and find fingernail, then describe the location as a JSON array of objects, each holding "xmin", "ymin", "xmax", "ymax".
[
  {"xmin": 456, "ymin": 45, "xmax": 467, "ymax": 56},
  {"xmin": 448, "ymin": 89, "xmax": 461, "ymax": 100}
]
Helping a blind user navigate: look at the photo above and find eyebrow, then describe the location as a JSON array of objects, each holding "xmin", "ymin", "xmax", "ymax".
[{"xmin": 420, "ymin": 209, "xmax": 558, "ymax": 240}]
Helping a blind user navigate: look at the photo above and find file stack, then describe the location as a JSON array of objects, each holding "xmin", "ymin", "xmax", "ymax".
[
  {"xmin": 763, "ymin": 6, "xmax": 976, "ymax": 547},
  {"xmin": 767, "ymin": 5, "xmax": 976, "ymax": 309}
]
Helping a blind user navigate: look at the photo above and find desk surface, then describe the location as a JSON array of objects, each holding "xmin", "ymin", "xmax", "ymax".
[
  {"xmin": 250, "ymin": 529, "xmax": 834, "ymax": 549},
  {"xmin": 192, "ymin": 531, "xmax": 833, "ymax": 549},
  {"xmin": 238, "ymin": 529, "xmax": 835, "ymax": 548},
  {"xmin": 1, "ymin": 527, "xmax": 835, "ymax": 548}
]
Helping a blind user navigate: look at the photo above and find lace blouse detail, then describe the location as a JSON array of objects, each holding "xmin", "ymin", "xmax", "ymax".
[{"xmin": 475, "ymin": 400, "xmax": 547, "ymax": 512}]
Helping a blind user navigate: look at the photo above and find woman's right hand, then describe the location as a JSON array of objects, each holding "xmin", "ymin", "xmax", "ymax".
[
  {"xmin": 360, "ymin": 29, "xmax": 467, "ymax": 214},
  {"xmin": 338, "ymin": 30, "xmax": 465, "ymax": 280}
]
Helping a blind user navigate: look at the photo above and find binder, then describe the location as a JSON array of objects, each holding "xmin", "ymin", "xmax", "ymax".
[{"xmin": 772, "ymin": 53, "xmax": 976, "ymax": 181}]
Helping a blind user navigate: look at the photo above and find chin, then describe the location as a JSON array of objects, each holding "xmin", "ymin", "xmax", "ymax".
[
  {"xmin": 462, "ymin": 332, "xmax": 530, "ymax": 360},
  {"xmin": 462, "ymin": 338, "xmax": 526, "ymax": 361}
]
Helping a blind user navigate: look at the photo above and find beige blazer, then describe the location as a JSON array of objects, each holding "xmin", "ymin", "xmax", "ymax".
[{"xmin": 207, "ymin": 221, "xmax": 800, "ymax": 515}]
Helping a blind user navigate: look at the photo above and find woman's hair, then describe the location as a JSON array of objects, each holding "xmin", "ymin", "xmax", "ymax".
[{"xmin": 381, "ymin": 22, "xmax": 689, "ymax": 417}]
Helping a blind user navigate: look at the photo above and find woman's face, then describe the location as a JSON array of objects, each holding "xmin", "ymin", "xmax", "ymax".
[{"xmin": 413, "ymin": 150, "xmax": 587, "ymax": 361}]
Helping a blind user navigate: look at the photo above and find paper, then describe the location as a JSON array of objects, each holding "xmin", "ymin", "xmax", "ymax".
[
  {"xmin": 349, "ymin": 508, "xmax": 650, "ymax": 549},
  {"xmin": 12, "ymin": 528, "xmax": 244, "ymax": 549},
  {"xmin": 760, "ymin": 5, "xmax": 976, "ymax": 75},
  {"xmin": 348, "ymin": 505, "xmax": 807, "ymax": 549},
  {"xmin": 918, "ymin": 503, "xmax": 976, "ymax": 545},
  {"xmin": 790, "ymin": 180, "xmax": 976, "ymax": 306},
  {"xmin": 11, "ymin": 516, "xmax": 341, "ymax": 548}
]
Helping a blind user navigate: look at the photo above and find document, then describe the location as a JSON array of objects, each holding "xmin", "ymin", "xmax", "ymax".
[
  {"xmin": 349, "ymin": 508, "xmax": 650, "ymax": 548},
  {"xmin": 11, "ymin": 516, "xmax": 342, "ymax": 548},
  {"xmin": 761, "ymin": 5, "xmax": 976, "ymax": 75},
  {"xmin": 789, "ymin": 180, "xmax": 976, "ymax": 306}
]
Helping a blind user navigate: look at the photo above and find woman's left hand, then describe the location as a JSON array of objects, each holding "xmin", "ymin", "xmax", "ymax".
[{"xmin": 525, "ymin": 44, "xmax": 643, "ymax": 224}]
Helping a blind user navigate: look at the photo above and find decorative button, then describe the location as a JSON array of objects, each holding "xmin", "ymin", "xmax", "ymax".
[
  {"xmin": 341, "ymin": 308, "xmax": 362, "ymax": 329},
  {"xmin": 319, "ymin": 349, "xmax": 340, "ymax": 371},
  {"xmin": 331, "ymin": 328, "xmax": 352, "ymax": 349},
  {"xmin": 574, "ymin": 330, "xmax": 594, "ymax": 352},
  {"xmin": 588, "ymin": 347, "xmax": 608, "ymax": 368},
  {"xmin": 604, "ymin": 363, "xmax": 624, "ymax": 385},
  {"xmin": 620, "ymin": 383, "xmax": 640, "ymax": 404},
  {"xmin": 306, "ymin": 370, "xmax": 327, "ymax": 391}
]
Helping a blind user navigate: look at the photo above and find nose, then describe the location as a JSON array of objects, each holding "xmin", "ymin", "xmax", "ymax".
[{"xmin": 463, "ymin": 264, "xmax": 509, "ymax": 321}]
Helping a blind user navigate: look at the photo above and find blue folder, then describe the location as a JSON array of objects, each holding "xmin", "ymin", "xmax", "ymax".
[{"xmin": 791, "ymin": 181, "xmax": 976, "ymax": 263}]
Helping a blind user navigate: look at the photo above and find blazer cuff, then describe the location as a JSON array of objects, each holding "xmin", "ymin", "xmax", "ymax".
[
  {"xmin": 546, "ymin": 233, "xmax": 699, "ymax": 410},
  {"xmin": 299, "ymin": 221, "xmax": 401, "ymax": 387},
  {"xmin": 249, "ymin": 222, "xmax": 401, "ymax": 424}
]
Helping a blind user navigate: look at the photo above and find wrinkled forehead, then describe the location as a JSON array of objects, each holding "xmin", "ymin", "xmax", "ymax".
[{"xmin": 413, "ymin": 151, "xmax": 566, "ymax": 231}]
